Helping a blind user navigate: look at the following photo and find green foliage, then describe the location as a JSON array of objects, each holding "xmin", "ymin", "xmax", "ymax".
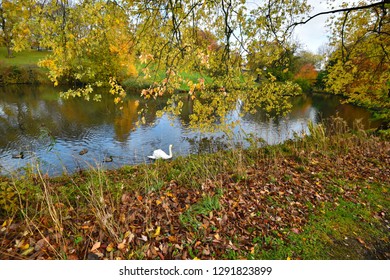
[{"xmin": 294, "ymin": 78, "xmax": 312, "ymax": 93}]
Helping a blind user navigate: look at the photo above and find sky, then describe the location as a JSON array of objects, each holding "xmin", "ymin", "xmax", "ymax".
[
  {"xmin": 244, "ymin": 0, "xmax": 345, "ymax": 54},
  {"xmin": 292, "ymin": 0, "xmax": 344, "ymax": 53}
]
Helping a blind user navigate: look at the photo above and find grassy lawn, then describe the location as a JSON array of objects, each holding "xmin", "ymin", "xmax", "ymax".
[
  {"xmin": 0, "ymin": 121, "xmax": 389, "ymax": 260},
  {"xmin": 0, "ymin": 47, "xmax": 49, "ymax": 67},
  {"xmin": 124, "ymin": 63, "xmax": 214, "ymax": 91}
]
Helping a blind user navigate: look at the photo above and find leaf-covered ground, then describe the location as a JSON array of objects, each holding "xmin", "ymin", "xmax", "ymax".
[{"xmin": 0, "ymin": 130, "xmax": 389, "ymax": 260}]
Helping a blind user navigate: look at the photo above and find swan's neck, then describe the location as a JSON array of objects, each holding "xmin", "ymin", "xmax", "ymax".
[{"xmin": 168, "ymin": 146, "xmax": 172, "ymax": 157}]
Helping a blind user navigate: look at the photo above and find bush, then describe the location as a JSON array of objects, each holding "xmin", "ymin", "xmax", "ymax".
[
  {"xmin": 0, "ymin": 63, "xmax": 48, "ymax": 85},
  {"xmin": 295, "ymin": 78, "xmax": 312, "ymax": 93}
]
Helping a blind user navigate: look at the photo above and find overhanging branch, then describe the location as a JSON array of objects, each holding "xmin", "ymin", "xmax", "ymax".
[{"xmin": 288, "ymin": 0, "xmax": 388, "ymax": 31}]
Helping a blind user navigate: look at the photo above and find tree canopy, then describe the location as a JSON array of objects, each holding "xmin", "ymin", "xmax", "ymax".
[
  {"xmin": 1, "ymin": 0, "xmax": 389, "ymax": 126},
  {"xmin": 324, "ymin": 0, "xmax": 390, "ymax": 120}
]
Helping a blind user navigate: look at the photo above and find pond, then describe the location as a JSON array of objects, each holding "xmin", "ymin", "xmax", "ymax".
[{"xmin": 0, "ymin": 85, "xmax": 380, "ymax": 176}]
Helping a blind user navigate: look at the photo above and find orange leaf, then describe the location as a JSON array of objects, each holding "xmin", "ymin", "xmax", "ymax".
[{"xmin": 168, "ymin": 236, "xmax": 177, "ymax": 242}]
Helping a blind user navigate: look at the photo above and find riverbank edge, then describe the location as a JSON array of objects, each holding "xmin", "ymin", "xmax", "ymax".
[{"xmin": 0, "ymin": 122, "xmax": 389, "ymax": 260}]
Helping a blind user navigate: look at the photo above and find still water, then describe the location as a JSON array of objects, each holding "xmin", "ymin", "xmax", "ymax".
[{"xmin": 0, "ymin": 85, "xmax": 380, "ymax": 176}]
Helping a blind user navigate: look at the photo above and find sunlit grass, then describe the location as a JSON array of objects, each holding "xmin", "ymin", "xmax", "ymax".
[
  {"xmin": 124, "ymin": 63, "xmax": 213, "ymax": 90},
  {"xmin": 0, "ymin": 47, "xmax": 49, "ymax": 66}
]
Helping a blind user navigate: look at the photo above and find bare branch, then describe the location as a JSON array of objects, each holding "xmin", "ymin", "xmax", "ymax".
[{"xmin": 288, "ymin": 0, "xmax": 387, "ymax": 31}]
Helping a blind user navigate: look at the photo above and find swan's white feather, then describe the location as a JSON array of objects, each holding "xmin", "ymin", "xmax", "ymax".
[{"xmin": 148, "ymin": 145, "xmax": 173, "ymax": 160}]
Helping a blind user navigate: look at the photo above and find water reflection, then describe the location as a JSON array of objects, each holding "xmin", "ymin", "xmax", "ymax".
[{"xmin": 0, "ymin": 85, "xmax": 380, "ymax": 176}]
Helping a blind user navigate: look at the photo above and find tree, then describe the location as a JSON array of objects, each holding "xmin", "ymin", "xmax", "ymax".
[
  {"xmin": 294, "ymin": 63, "xmax": 318, "ymax": 92},
  {"xmin": 288, "ymin": 0, "xmax": 389, "ymax": 120},
  {"xmin": 119, "ymin": 0, "xmax": 309, "ymax": 129},
  {"xmin": 38, "ymin": 0, "xmax": 137, "ymax": 104},
  {"xmin": 0, "ymin": 0, "xmax": 33, "ymax": 57},
  {"xmin": 324, "ymin": 0, "xmax": 390, "ymax": 120}
]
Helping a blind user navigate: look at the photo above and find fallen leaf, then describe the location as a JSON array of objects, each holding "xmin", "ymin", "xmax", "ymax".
[
  {"xmin": 35, "ymin": 238, "xmax": 49, "ymax": 251},
  {"xmin": 21, "ymin": 247, "xmax": 34, "ymax": 256},
  {"xmin": 20, "ymin": 243, "xmax": 30, "ymax": 250},
  {"xmin": 356, "ymin": 237, "xmax": 366, "ymax": 245},
  {"xmin": 106, "ymin": 243, "xmax": 114, "ymax": 252},
  {"xmin": 68, "ymin": 254, "xmax": 79, "ymax": 260},
  {"xmin": 121, "ymin": 193, "xmax": 131, "ymax": 203},
  {"xmin": 119, "ymin": 213, "xmax": 126, "ymax": 223},
  {"xmin": 91, "ymin": 241, "xmax": 101, "ymax": 252},
  {"xmin": 291, "ymin": 228, "xmax": 300, "ymax": 234},
  {"xmin": 153, "ymin": 226, "xmax": 161, "ymax": 237},
  {"xmin": 168, "ymin": 236, "xmax": 177, "ymax": 242},
  {"xmin": 2, "ymin": 218, "xmax": 12, "ymax": 227},
  {"xmin": 140, "ymin": 235, "xmax": 148, "ymax": 242}
]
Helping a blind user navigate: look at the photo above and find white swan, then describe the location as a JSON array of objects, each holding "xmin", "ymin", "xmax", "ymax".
[{"xmin": 148, "ymin": 144, "xmax": 173, "ymax": 160}]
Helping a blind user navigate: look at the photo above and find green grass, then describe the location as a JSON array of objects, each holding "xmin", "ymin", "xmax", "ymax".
[
  {"xmin": 123, "ymin": 63, "xmax": 213, "ymax": 90},
  {"xmin": 179, "ymin": 192, "xmax": 222, "ymax": 231},
  {"xmin": 0, "ymin": 47, "xmax": 49, "ymax": 66}
]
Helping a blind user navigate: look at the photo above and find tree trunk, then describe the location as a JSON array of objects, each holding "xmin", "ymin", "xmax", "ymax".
[{"xmin": 6, "ymin": 46, "xmax": 14, "ymax": 58}]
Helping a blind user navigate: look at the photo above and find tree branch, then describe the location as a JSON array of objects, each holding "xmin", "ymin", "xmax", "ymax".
[{"xmin": 288, "ymin": 0, "xmax": 388, "ymax": 30}]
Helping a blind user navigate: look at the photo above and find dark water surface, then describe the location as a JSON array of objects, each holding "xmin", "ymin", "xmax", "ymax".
[{"xmin": 0, "ymin": 85, "xmax": 380, "ymax": 176}]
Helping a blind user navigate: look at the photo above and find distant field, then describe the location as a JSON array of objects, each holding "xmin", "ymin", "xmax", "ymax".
[{"xmin": 0, "ymin": 47, "xmax": 49, "ymax": 66}]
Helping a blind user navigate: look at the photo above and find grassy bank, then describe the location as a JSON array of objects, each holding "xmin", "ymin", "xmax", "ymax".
[
  {"xmin": 0, "ymin": 118, "xmax": 389, "ymax": 260},
  {"xmin": 0, "ymin": 47, "xmax": 50, "ymax": 85}
]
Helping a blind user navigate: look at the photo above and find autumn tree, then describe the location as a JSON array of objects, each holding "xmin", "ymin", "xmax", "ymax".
[
  {"xmin": 0, "ymin": 0, "xmax": 34, "ymax": 57},
  {"xmin": 38, "ymin": 0, "xmax": 137, "ymax": 104},
  {"xmin": 3, "ymin": 0, "xmax": 313, "ymax": 129},
  {"xmin": 322, "ymin": 1, "xmax": 389, "ymax": 120},
  {"xmin": 130, "ymin": 0, "xmax": 309, "ymax": 130}
]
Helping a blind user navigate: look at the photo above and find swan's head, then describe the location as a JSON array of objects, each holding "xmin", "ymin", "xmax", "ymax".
[{"xmin": 169, "ymin": 144, "xmax": 173, "ymax": 148}]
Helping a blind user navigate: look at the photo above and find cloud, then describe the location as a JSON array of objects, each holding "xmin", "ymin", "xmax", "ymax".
[
  {"xmin": 292, "ymin": 0, "xmax": 344, "ymax": 53},
  {"xmin": 293, "ymin": 1, "xmax": 331, "ymax": 53}
]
